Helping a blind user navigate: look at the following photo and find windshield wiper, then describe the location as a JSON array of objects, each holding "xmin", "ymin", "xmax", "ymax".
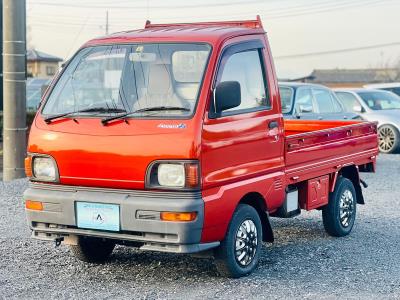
[
  {"xmin": 44, "ymin": 107, "xmax": 126, "ymax": 124},
  {"xmin": 101, "ymin": 106, "xmax": 190, "ymax": 125}
]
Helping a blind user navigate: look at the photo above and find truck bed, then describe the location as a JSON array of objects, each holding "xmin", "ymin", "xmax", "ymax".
[{"xmin": 284, "ymin": 120, "xmax": 378, "ymax": 184}]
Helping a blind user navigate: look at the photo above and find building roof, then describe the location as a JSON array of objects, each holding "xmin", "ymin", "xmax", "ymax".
[
  {"xmin": 293, "ymin": 69, "xmax": 400, "ymax": 84},
  {"xmin": 27, "ymin": 49, "xmax": 63, "ymax": 63},
  {"xmin": 84, "ymin": 18, "xmax": 265, "ymax": 47}
]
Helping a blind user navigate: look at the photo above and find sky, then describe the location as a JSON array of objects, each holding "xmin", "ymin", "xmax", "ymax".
[{"xmin": 26, "ymin": 0, "xmax": 400, "ymax": 79}]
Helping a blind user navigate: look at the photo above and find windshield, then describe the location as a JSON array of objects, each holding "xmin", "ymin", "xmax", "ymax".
[
  {"xmin": 279, "ymin": 86, "xmax": 294, "ymax": 113},
  {"xmin": 357, "ymin": 91, "xmax": 400, "ymax": 110},
  {"xmin": 42, "ymin": 43, "xmax": 211, "ymax": 117}
]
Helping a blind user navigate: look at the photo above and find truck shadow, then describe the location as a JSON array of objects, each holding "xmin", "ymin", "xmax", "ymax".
[{"xmin": 104, "ymin": 218, "xmax": 333, "ymax": 279}]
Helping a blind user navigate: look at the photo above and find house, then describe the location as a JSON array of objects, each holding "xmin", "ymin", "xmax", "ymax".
[
  {"xmin": 27, "ymin": 49, "xmax": 63, "ymax": 79},
  {"xmin": 290, "ymin": 68, "xmax": 400, "ymax": 88}
]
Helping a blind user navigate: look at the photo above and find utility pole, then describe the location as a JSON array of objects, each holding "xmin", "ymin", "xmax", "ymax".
[
  {"xmin": 3, "ymin": 0, "xmax": 26, "ymax": 181},
  {"xmin": 0, "ymin": 0, "xmax": 3, "ymax": 111},
  {"xmin": 105, "ymin": 10, "xmax": 109, "ymax": 35}
]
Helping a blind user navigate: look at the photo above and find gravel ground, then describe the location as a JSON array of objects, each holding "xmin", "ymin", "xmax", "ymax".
[{"xmin": 1, "ymin": 154, "xmax": 400, "ymax": 299}]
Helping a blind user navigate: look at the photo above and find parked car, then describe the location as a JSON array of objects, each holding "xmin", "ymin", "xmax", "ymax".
[
  {"xmin": 279, "ymin": 82, "xmax": 359, "ymax": 120},
  {"xmin": 27, "ymin": 78, "xmax": 51, "ymax": 111},
  {"xmin": 23, "ymin": 17, "xmax": 379, "ymax": 278},
  {"xmin": 335, "ymin": 88, "xmax": 400, "ymax": 153},
  {"xmin": 364, "ymin": 82, "xmax": 400, "ymax": 97}
]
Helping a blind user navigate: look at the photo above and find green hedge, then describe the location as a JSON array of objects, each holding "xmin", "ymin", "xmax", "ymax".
[{"xmin": 0, "ymin": 111, "xmax": 37, "ymax": 140}]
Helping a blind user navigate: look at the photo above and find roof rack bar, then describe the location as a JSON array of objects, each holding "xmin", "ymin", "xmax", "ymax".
[{"xmin": 145, "ymin": 15, "xmax": 263, "ymax": 29}]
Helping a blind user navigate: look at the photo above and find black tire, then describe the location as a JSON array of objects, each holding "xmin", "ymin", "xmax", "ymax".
[
  {"xmin": 322, "ymin": 177, "xmax": 357, "ymax": 237},
  {"xmin": 214, "ymin": 204, "xmax": 262, "ymax": 278},
  {"xmin": 70, "ymin": 236, "xmax": 115, "ymax": 263},
  {"xmin": 378, "ymin": 124, "xmax": 400, "ymax": 154}
]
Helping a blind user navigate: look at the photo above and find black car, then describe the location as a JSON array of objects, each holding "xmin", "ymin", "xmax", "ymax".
[{"xmin": 279, "ymin": 82, "xmax": 359, "ymax": 120}]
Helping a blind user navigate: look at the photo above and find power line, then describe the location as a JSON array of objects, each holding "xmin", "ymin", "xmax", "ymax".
[
  {"xmin": 27, "ymin": 0, "xmax": 397, "ymax": 26},
  {"xmin": 28, "ymin": 0, "xmax": 331, "ymax": 17},
  {"xmin": 28, "ymin": 0, "xmax": 265, "ymax": 9},
  {"xmin": 65, "ymin": 15, "xmax": 91, "ymax": 58},
  {"xmin": 267, "ymin": 0, "xmax": 396, "ymax": 19},
  {"xmin": 275, "ymin": 42, "xmax": 400, "ymax": 60}
]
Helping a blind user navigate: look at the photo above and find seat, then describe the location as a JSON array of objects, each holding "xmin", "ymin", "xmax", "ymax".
[{"xmin": 134, "ymin": 64, "xmax": 187, "ymax": 110}]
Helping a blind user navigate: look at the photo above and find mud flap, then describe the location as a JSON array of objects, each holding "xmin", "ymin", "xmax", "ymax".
[{"xmin": 262, "ymin": 211, "xmax": 274, "ymax": 243}]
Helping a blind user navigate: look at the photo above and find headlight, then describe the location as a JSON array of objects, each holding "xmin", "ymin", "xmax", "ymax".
[
  {"xmin": 147, "ymin": 161, "xmax": 200, "ymax": 190},
  {"xmin": 32, "ymin": 156, "xmax": 58, "ymax": 182},
  {"xmin": 158, "ymin": 164, "xmax": 185, "ymax": 187}
]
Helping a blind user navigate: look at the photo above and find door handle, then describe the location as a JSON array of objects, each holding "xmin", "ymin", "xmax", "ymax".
[{"xmin": 268, "ymin": 121, "xmax": 279, "ymax": 129}]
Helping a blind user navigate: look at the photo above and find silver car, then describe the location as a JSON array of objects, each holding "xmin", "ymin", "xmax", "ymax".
[
  {"xmin": 364, "ymin": 82, "xmax": 400, "ymax": 97},
  {"xmin": 334, "ymin": 88, "xmax": 400, "ymax": 153}
]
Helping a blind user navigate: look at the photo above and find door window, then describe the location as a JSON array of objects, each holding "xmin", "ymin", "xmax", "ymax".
[
  {"xmin": 295, "ymin": 88, "xmax": 315, "ymax": 113},
  {"xmin": 313, "ymin": 88, "xmax": 341, "ymax": 113},
  {"xmin": 217, "ymin": 49, "xmax": 270, "ymax": 114},
  {"xmin": 335, "ymin": 92, "xmax": 360, "ymax": 112},
  {"xmin": 279, "ymin": 86, "xmax": 294, "ymax": 114}
]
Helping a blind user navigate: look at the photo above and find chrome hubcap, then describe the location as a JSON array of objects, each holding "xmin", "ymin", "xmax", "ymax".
[
  {"xmin": 379, "ymin": 127, "xmax": 395, "ymax": 152},
  {"xmin": 235, "ymin": 219, "xmax": 257, "ymax": 266},
  {"xmin": 339, "ymin": 189, "xmax": 354, "ymax": 228}
]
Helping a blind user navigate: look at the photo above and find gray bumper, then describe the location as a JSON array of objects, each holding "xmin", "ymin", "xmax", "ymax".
[{"xmin": 23, "ymin": 183, "xmax": 219, "ymax": 253}]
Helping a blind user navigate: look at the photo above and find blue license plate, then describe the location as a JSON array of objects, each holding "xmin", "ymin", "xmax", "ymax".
[{"xmin": 76, "ymin": 202, "xmax": 120, "ymax": 232}]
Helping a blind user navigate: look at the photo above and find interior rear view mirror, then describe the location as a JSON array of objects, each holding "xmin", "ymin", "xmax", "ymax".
[
  {"xmin": 214, "ymin": 81, "xmax": 241, "ymax": 113},
  {"xmin": 129, "ymin": 52, "xmax": 156, "ymax": 62}
]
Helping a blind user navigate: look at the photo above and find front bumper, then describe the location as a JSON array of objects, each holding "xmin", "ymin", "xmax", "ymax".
[{"xmin": 23, "ymin": 183, "xmax": 219, "ymax": 253}]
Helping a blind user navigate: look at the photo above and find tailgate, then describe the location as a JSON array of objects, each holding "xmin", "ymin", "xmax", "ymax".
[{"xmin": 284, "ymin": 120, "xmax": 378, "ymax": 183}]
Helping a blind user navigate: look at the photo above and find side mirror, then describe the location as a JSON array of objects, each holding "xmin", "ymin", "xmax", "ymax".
[
  {"xmin": 214, "ymin": 81, "xmax": 241, "ymax": 113},
  {"xmin": 353, "ymin": 105, "xmax": 364, "ymax": 113}
]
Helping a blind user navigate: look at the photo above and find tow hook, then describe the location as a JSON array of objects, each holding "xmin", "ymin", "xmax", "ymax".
[
  {"xmin": 360, "ymin": 179, "xmax": 368, "ymax": 188},
  {"xmin": 54, "ymin": 237, "xmax": 64, "ymax": 247}
]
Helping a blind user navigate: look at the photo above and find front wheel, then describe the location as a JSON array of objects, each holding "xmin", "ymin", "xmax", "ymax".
[
  {"xmin": 70, "ymin": 236, "xmax": 115, "ymax": 263},
  {"xmin": 214, "ymin": 204, "xmax": 263, "ymax": 278},
  {"xmin": 322, "ymin": 177, "xmax": 357, "ymax": 237}
]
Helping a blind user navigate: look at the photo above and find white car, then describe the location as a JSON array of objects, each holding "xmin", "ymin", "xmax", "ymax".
[
  {"xmin": 364, "ymin": 82, "xmax": 400, "ymax": 97},
  {"xmin": 335, "ymin": 88, "xmax": 400, "ymax": 153}
]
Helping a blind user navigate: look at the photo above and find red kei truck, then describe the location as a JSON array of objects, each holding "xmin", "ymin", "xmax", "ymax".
[{"xmin": 24, "ymin": 17, "xmax": 379, "ymax": 278}]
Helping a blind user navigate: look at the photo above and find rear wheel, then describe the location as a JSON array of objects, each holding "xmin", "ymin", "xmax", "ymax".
[
  {"xmin": 322, "ymin": 177, "xmax": 357, "ymax": 237},
  {"xmin": 70, "ymin": 236, "xmax": 115, "ymax": 263},
  {"xmin": 378, "ymin": 125, "xmax": 400, "ymax": 153},
  {"xmin": 214, "ymin": 204, "xmax": 262, "ymax": 278}
]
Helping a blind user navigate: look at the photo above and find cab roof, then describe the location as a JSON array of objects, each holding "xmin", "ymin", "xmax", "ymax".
[{"xmin": 84, "ymin": 17, "xmax": 265, "ymax": 47}]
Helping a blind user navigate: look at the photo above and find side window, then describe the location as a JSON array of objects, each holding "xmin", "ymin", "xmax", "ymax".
[
  {"xmin": 392, "ymin": 88, "xmax": 400, "ymax": 96},
  {"xmin": 335, "ymin": 92, "xmax": 360, "ymax": 112},
  {"xmin": 279, "ymin": 86, "xmax": 294, "ymax": 114},
  {"xmin": 313, "ymin": 88, "xmax": 340, "ymax": 113},
  {"xmin": 295, "ymin": 88, "xmax": 315, "ymax": 113},
  {"xmin": 218, "ymin": 49, "xmax": 270, "ymax": 114}
]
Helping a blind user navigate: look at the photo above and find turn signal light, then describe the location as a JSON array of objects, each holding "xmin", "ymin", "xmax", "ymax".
[
  {"xmin": 25, "ymin": 200, "xmax": 43, "ymax": 211},
  {"xmin": 185, "ymin": 163, "xmax": 200, "ymax": 188},
  {"xmin": 160, "ymin": 212, "xmax": 197, "ymax": 222},
  {"xmin": 25, "ymin": 156, "xmax": 33, "ymax": 177}
]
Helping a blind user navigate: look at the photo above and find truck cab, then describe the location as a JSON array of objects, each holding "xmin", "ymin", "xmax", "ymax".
[{"xmin": 24, "ymin": 17, "xmax": 378, "ymax": 278}]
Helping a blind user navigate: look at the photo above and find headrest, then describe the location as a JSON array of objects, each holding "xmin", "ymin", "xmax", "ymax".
[{"xmin": 147, "ymin": 64, "xmax": 171, "ymax": 94}]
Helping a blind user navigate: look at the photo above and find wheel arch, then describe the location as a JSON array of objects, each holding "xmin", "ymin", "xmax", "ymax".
[
  {"xmin": 378, "ymin": 122, "xmax": 400, "ymax": 132},
  {"xmin": 238, "ymin": 192, "xmax": 274, "ymax": 243},
  {"xmin": 339, "ymin": 165, "xmax": 364, "ymax": 204}
]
